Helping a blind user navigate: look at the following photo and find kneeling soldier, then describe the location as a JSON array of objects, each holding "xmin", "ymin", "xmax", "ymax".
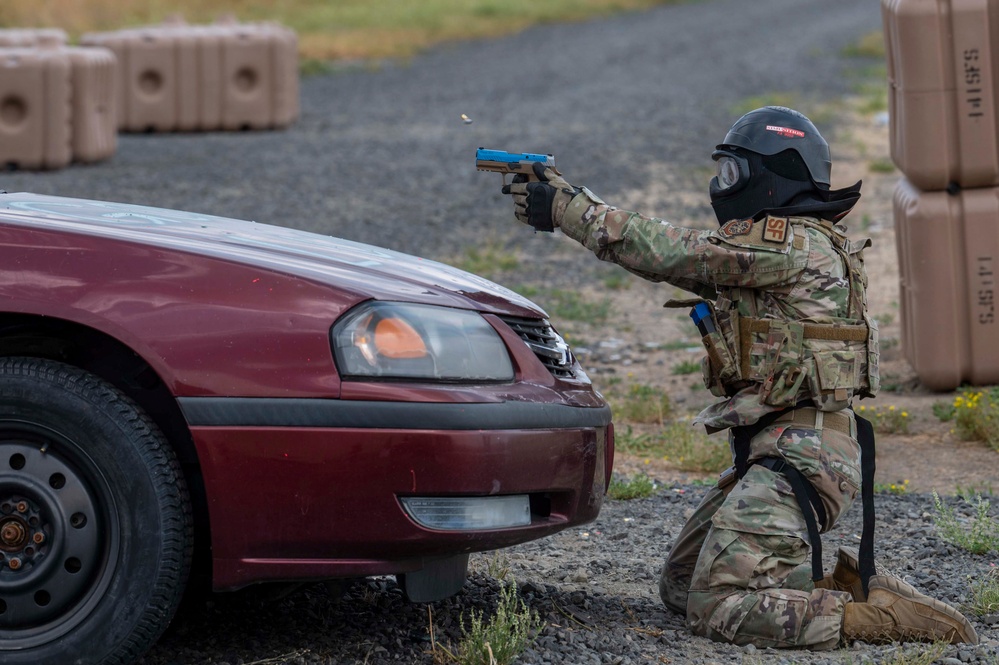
[{"xmin": 501, "ymin": 106, "xmax": 977, "ymax": 649}]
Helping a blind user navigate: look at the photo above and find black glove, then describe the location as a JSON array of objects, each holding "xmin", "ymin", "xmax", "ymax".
[{"xmin": 501, "ymin": 161, "xmax": 580, "ymax": 232}]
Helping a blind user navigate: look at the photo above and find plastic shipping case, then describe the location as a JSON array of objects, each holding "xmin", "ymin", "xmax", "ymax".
[
  {"xmin": 0, "ymin": 46, "xmax": 72, "ymax": 170},
  {"xmin": 82, "ymin": 21, "xmax": 299, "ymax": 133},
  {"xmin": 893, "ymin": 178, "xmax": 999, "ymax": 389},
  {"xmin": 0, "ymin": 28, "xmax": 68, "ymax": 48},
  {"xmin": 66, "ymin": 46, "xmax": 117, "ymax": 164},
  {"xmin": 882, "ymin": 0, "xmax": 999, "ymax": 191}
]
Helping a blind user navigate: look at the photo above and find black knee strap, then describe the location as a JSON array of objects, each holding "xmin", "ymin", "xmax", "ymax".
[{"xmin": 731, "ymin": 403, "xmax": 877, "ymax": 588}]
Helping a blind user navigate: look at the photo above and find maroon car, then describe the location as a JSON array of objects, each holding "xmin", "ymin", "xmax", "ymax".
[{"xmin": 0, "ymin": 192, "xmax": 613, "ymax": 664}]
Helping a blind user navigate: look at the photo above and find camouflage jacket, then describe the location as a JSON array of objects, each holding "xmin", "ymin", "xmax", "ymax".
[{"xmin": 559, "ymin": 189, "xmax": 879, "ymax": 431}]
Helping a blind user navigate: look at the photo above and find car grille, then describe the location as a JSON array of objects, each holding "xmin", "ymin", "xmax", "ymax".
[{"xmin": 498, "ymin": 315, "xmax": 575, "ymax": 379}]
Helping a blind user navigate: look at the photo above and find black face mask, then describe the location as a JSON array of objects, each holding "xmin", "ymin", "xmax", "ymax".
[{"xmin": 709, "ymin": 149, "xmax": 861, "ymax": 224}]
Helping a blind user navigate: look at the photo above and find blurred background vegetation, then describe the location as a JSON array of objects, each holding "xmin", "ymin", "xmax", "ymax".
[{"xmin": 0, "ymin": 0, "xmax": 684, "ymax": 62}]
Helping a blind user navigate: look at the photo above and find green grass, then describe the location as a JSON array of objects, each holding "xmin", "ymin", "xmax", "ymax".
[
  {"xmin": 660, "ymin": 340, "xmax": 700, "ymax": 352},
  {"xmin": 842, "ymin": 30, "xmax": 886, "ymax": 59},
  {"xmin": 671, "ymin": 359, "xmax": 700, "ymax": 376},
  {"xmin": 609, "ymin": 383, "xmax": 672, "ymax": 424},
  {"xmin": 453, "ymin": 582, "xmax": 539, "ymax": 665},
  {"xmin": 616, "ymin": 422, "xmax": 730, "ymax": 473},
  {"xmin": 967, "ymin": 566, "xmax": 999, "ymax": 616},
  {"xmin": 447, "ymin": 241, "xmax": 520, "ymax": 279},
  {"xmin": 868, "ymin": 158, "xmax": 896, "ymax": 174},
  {"xmin": 601, "ymin": 267, "xmax": 631, "ymax": 291},
  {"xmin": 875, "ymin": 641, "xmax": 949, "ymax": 665},
  {"xmin": 949, "ymin": 387, "xmax": 999, "ymax": 451},
  {"xmin": 874, "ymin": 479, "xmax": 910, "ymax": 495},
  {"xmin": 607, "ymin": 473, "xmax": 657, "ymax": 500},
  {"xmin": 855, "ymin": 403, "xmax": 910, "ymax": 434},
  {"xmin": 932, "ymin": 492, "xmax": 999, "ymax": 555},
  {"xmin": 515, "ymin": 286, "xmax": 612, "ymax": 323},
  {"xmin": 730, "ymin": 93, "xmax": 800, "ymax": 118},
  {"xmin": 1, "ymin": 0, "xmax": 688, "ymax": 61}
]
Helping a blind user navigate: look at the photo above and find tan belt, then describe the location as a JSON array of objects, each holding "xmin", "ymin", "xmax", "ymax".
[
  {"xmin": 775, "ymin": 407, "xmax": 852, "ymax": 436},
  {"xmin": 742, "ymin": 317, "xmax": 868, "ymax": 341}
]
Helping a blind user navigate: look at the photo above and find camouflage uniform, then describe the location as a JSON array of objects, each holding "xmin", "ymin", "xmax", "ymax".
[{"xmin": 558, "ymin": 189, "xmax": 877, "ymax": 649}]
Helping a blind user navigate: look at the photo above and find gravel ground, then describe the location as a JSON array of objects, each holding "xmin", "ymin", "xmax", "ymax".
[
  {"xmin": 140, "ymin": 489, "xmax": 999, "ymax": 664},
  {"xmin": 7, "ymin": 0, "xmax": 999, "ymax": 662}
]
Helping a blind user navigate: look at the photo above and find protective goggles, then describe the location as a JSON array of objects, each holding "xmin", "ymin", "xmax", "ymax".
[{"xmin": 711, "ymin": 149, "xmax": 750, "ymax": 192}]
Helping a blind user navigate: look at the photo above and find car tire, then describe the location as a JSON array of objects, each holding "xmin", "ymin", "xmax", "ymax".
[{"xmin": 0, "ymin": 357, "xmax": 192, "ymax": 665}]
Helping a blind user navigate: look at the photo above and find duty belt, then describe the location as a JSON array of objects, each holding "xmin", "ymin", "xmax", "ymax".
[{"xmin": 774, "ymin": 407, "xmax": 852, "ymax": 436}]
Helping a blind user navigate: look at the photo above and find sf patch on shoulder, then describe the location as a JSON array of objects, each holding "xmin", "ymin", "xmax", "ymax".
[
  {"xmin": 762, "ymin": 216, "xmax": 788, "ymax": 244},
  {"xmin": 714, "ymin": 216, "xmax": 792, "ymax": 252}
]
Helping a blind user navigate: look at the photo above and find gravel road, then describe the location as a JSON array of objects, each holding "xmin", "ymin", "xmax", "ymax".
[
  {"xmin": 7, "ymin": 0, "xmax": 999, "ymax": 663},
  {"xmin": 5, "ymin": 0, "xmax": 882, "ymax": 260}
]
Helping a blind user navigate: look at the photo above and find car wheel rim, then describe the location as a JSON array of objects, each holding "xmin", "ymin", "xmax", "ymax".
[{"xmin": 0, "ymin": 425, "xmax": 119, "ymax": 648}]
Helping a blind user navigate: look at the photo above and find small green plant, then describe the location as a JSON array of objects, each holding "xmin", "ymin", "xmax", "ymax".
[
  {"xmin": 660, "ymin": 340, "xmax": 700, "ymax": 352},
  {"xmin": 956, "ymin": 482, "xmax": 995, "ymax": 499},
  {"xmin": 486, "ymin": 552, "xmax": 510, "ymax": 581},
  {"xmin": 967, "ymin": 566, "xmax": 999, "ymax": 616},
  {"xmin": 874, "ymin": 479, "xmax": 910, "ymax": 495},
  {"xmin": 607, "ymin": 473, "xmax": 657, "ymax": 500},
  {"xmin": 612, "ymin": 384, "xmax": 672, "ymax": 424},
  {"xmin": 856, "ymin": 404, "xmax": 910, "ymax": 434},
  {"xmin": 868, "ymin": 158, "xmax": 896, "ymax": 174},
  {"xmin": 615, "ymin": 423, "xmax": 729, "ymax": 474},
  {"xmin": 933, "ymin": 400, "xmax": 956, "ymax": 422},
  {"xmin": 932, "ymin": 492, "xmax": 999, "ymax": 555},
  {"xmin": 876, "ymin": 640, "xmax": 949, "ymax": 665},
  {"xmin": 949, "ymin": 387, "xmax": 999, "ymax": 451},
  {"xmin": 671, "ymin": 359, "xmax": 700, "ymax": 376},
  {"xmin": 453, "ymin": 582, "xmax": 539, "ymax": 665}
]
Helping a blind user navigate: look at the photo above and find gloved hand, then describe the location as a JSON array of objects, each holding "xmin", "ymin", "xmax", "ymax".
[{"xmin": 501, "ymin": 161, "xmax": 581, "ymax": 232}]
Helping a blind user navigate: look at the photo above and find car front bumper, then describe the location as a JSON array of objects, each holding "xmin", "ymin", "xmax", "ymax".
[{"xmin": 181, "ymin": 397, "xmax": 612, "ymax": 591}]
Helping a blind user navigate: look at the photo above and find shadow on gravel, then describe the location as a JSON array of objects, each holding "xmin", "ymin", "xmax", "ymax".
[{"xmin": 140, "ymin": 573, "xmax": 684, "ymax": 665}]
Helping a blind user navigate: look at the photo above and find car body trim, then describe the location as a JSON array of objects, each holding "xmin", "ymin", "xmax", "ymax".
[{"xmin": 178, "ymin": 397, "xmax": 612, "ymax": 430}]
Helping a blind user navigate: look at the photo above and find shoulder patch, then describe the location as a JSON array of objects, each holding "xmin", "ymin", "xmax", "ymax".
[
  {"xmin": 712, "ymin": 216, "xmax": 794, "ymax": 253},
  {"xmin": 762, "ymin": 216, "xmax": 788, "ymax": 244},
  {"xmin": 719, "ymin": 218, "xmax": 753, "ymax": 238}
]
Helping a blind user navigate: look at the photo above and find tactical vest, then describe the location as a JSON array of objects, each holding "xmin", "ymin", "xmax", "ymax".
[{"xmin": 672, "ymin": 217, "xmax": 880, "ymax": 411}]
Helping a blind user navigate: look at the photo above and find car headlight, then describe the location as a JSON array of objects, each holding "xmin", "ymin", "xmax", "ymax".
[{"xmin": 332, "ymin": 302, "xmax": 514, "ymax": 381}]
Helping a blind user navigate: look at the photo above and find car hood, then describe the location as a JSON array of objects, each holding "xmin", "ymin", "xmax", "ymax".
[{"xmin": 0, "ymin": 193, "xmax": 545, "ymax": 318}]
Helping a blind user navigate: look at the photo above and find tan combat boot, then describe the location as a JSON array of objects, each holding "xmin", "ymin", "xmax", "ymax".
[
  {"xmin": 814, "ymin": 546, "xmax": 867, "ymax": 602},
  {"xmin": 842, "ymin": 575, "xmax": 978, "ymax": 645}
]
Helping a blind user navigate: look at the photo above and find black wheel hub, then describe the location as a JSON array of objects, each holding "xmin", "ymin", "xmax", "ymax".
[{"xmin": 0, "ymin": 439, "xmax": 109, "ymax": 634}]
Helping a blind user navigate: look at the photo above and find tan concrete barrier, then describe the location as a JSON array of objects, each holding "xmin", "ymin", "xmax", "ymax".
[
  {"xmin": 0, "ymin": 46, "xmax": 72, "ymax": 170},
  {"xmin": 82, "ymin": 20, "xmax": 299, "ymax": 132},
  {"xmin": 893, "ymin": 178, "xmax": 999, "ymax": 389},
  {"xmin": 882, "ymin": 0, "xmax": 999, "ymax": 191}
]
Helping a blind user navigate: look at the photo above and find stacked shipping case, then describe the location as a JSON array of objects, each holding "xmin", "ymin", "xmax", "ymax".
[
  {"xmin": 0, "ymin": 19, "xmax": 299, "ymax": 170},
  {"xmin": 882, "ymin": 0, "xmax": 999, "ymax": 389},
  {"xmin": 0, "ymin": 31, "xmax": 116, "ymax": 170},
  {"xmin": 81, "ymin": 20, "xmax": 299, "ymax": 133}
]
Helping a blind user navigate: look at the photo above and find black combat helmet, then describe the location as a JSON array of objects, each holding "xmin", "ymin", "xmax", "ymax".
[{"xmin": 708, "ymin": 106, "xmax": 861, "ymax": 225}]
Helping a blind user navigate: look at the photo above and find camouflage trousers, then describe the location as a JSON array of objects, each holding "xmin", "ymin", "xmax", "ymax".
[{"xmin": 659, "ymin": 411, "xmax": 862, "ymax": 650}]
